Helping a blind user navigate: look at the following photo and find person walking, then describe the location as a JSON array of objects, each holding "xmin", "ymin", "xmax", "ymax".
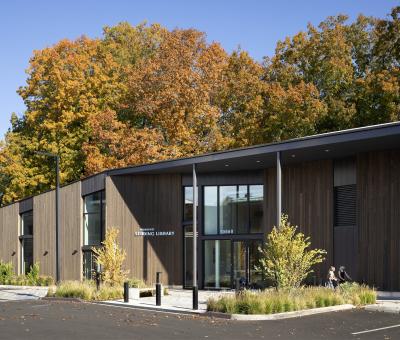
[
  {"xmin": 338, "ymin": 266, "xmax": 352, "ymax": 284},
  {"xmin": 327, "ymin": 266, "xmax": 338, "ymax": 289}
]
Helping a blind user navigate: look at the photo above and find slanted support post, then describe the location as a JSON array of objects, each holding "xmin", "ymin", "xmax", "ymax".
[
  {"xmin": 192, "ymin": 163, "xmax": 198, "ymax": 310},
  {"xmin": 276, "ymin": 151, "xmax": 282, "ymax": 227}
]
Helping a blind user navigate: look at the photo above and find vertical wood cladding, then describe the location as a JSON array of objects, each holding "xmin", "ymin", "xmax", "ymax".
[
  {"xmin": 33, "ymin": 191, "xmax": 56, "ymax": 277},
  {"xmin": 106, "ymin": 174, "xmax": 182, "ymax": 286},
  {"xmin": 60, "ymin": 182, "xmax": 82, "ymax": 281},
  {"xmin": 0, "ymin": 203, "xmax": 20, "ymax": 273},
  {"xmin": 358, "ymin": 149, "xmax": 400, "ymax": 291},
  {"xmin": 265, "ymin": 160, "xmax": 334, "ymax": 281}
]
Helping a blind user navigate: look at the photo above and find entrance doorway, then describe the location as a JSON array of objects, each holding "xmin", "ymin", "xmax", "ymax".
[
  {"xmin": 203, "ymin": 239, "xmax": 263, "ymax": 289},
  {"xmin": 233, "ymin": 240, "xmax": 263, "ymax": 288}
]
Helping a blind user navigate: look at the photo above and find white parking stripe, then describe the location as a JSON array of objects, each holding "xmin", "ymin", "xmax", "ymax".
[{"xmin": 352, "ymin": 324, "xmax": 400, "ymax": 335}]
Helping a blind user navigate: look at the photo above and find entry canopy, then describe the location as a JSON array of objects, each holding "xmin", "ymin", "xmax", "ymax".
[{"xmin": 109, "ymin": 122, "xmax": 400, "ymax": 175}]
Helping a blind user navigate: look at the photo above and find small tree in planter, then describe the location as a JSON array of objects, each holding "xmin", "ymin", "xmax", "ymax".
[
  {"xmin": 256, "ymin": 214, "xmax": 326, "ymax": 290},
  {"xmin": 92, "ymin": 227, "xmax": 129, "ymax": 286}
]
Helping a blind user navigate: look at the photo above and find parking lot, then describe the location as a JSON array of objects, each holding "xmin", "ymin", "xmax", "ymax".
[{"xmin": 0, "ymin": 299, "xmax": 400, "ymax": 339}]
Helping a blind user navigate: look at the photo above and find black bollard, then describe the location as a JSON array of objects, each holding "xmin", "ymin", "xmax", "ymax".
[
  {"xmin": 235, "ymin": 277, "xmax": 241, "ymax": 296},
  {"xmin": 156, "ymin": 272, "xmax": 162, "ymax": 306},
  {"xmin": 193, "ymin": 285, "xmax": 198, "ymax": 310},
  {"xmin": 124, "ymin": 281, "xmax": 129, "ymax": 303}
]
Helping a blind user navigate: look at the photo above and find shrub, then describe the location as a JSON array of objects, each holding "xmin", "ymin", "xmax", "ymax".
[
  {"xmin": 92, "ymin": 227, "xmax": 129, "ymax": 286},
  {"xmin": 26, "ymin": 262, "xmax": 40, "ymax": 285},
  {"xmin": 0, "ymin": 261, "xmax": 14, "ymax": 282},
  {"xmin": 256, "ymin": 214, "xmax": 326, "ymax": 289},
  {"xmin": 127, "ymin": 278, "xmax": 147, "ymax": 288}
]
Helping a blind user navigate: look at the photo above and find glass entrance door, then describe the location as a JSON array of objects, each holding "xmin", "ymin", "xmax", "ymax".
[
  {"xmin": 183, "ymin": 225, "xmax": 193, "ymax": 288},
  {"xmin": 232, "ymin": 240, "xmax": 263, "ymax": 288}
]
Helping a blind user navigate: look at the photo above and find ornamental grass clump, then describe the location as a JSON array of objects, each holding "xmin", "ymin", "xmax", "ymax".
[
  {"xmin": 207, "ymin": 285, "xmax": 376, "ymax": 315},
  {"xmin": 256, "ymin": 214, "xmax": 326, "ymax": 290},
  {"xmin": 50, "ymin": 280, "xmax": 123, "ymax": 301}
]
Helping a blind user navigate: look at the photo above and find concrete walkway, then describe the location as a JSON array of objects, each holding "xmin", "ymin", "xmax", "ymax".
[
  {"xmin": 99, "ymin": 288, "xmax": 233, "ymax": 314},
  {"xmin": 0, "ymin": 285, "xmax": 49, "ymax": 301},
  {"xmin": 365, "ymin": 300, "xmax": 400, "ymax": 314}
]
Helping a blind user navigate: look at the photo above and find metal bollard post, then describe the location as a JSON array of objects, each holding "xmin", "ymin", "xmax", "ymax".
[
  {"xmin": 235, "ymin": 278, "xmax": 241, "ymax": 296},
  {"xmin": 124, "ymin": 281, "xmax": 129, "ymax": 303},
  {"xmin": 156, "ymin": 272, "xmax": 162, "ymax": 306}
]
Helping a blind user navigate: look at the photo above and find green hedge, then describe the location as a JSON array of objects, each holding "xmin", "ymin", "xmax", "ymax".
[{"xmin": 207, "ymin": 284, "xmax": 376, "ymax": 315}]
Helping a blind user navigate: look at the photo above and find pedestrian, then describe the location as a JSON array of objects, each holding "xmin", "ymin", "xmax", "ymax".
[
  {"xmin": 327, "ymin": 266, "xmax": 338, "ymax": 289},
  {"xmin": 338, "ymin": 266, "xmax": 352, "ymax": 284}
]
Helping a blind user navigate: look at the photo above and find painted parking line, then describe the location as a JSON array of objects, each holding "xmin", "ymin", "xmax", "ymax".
[{"xmin": 352, "ymin": 324, "xmax": 400, "ymax": 335}]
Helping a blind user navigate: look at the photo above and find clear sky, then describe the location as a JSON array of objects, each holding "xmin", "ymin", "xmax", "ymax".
[{"xmin": 0, "ymin": 0, "xmax": 398, "ymax": 139}]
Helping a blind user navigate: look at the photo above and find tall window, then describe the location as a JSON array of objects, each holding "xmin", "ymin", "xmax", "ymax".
[
  {"xmin": 83, "ymin": 190, "xmax": 105, "ymax": 279},
  {"xmin": 20, "ymin": 211, "xmax": 33, "ymax": 274},
  {"xmin": 183, "ymin": 186, "xmax": 198, "ymax": 222},
  {"xmin": 83, "ymin": 191, "xmax": 105, "ymax": 246},
  {"xmin": 203, "ymin": 185, "xmax": 264, "ymax": 235}
]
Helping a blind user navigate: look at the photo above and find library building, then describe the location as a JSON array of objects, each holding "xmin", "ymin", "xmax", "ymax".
[{"xmin": 0, "ymin": 122, "xmax": 399, "ymax": 291}]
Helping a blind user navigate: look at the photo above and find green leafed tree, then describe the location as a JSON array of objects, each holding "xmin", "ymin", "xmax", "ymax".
[{"xmin": 256, "ymin": 215, "xmax": 326, "ymax": 289}]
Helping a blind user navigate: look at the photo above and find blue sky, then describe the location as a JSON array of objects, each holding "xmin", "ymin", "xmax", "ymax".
[{"xmin": 0, "ymin": 0, "xmax": 397, "ymax": 139}]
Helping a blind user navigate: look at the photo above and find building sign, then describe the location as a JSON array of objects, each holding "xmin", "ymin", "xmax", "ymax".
[{"xmin": 134, "ymin": 227, "xmax": 175, "ymax": 237}]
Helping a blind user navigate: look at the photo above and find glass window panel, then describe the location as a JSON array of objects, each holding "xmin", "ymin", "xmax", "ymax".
[
  {"xmin": 203, "ymin": 240, "xmax": 231, "ymax": 288},
  {"xmin": 249, "ymin": 185, "xmax": 264, "ymax": 233},
  {"xmin": 233, "ymin": 241, "xmax": 247, "ymax": 284},
  {"xmin": 184, "ymin": 186, "xmax": 193, "ymax": 221},
  {"xmin": 237, "ymin": 185, "xmax": 249, "ymax": 233},
  {"xmin": 84, "ymin": 192, "xmax": 102, "ymax": 214},
  {"xmin": 219, "ymin": 186, "xmax": 236, "ymax": 235},
  {"xmin": 204, "ymin": 187, "xmax": 218, "ymax": 235},
  {"xmin": 23, "ymin": 238, "xmax": 33, "ymax": 274},
  {"xmin": 21, "ymin": 212, "xmax": 33, "ymax": 235},
  {"xmin": 84, "ymin": 213, "xmax": 101, "ymax": 245},
  {"xmin": 249, "ymin": 240, "xmax": 263, "ymax": 288},
  {"xmin": 83, "ymin": 251, "xmax": 96, "ymax": 280},
  {"xmin": 184, "ymin": 225, "xmax": 193, "ymax": 288}
]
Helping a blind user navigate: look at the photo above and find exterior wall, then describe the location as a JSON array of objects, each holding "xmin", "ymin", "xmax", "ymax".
[
  {"xmin": 60, "ymin": 182, "xmax": 82, "ymax": 281},
  {"xmin": 0, "ymin": 203, "xmax": 20, "ymax": 273},
  {"xmin": 358, "ymin": 149, "xmax": 400, "ymax": 291},
  {"xmin": 106, "ymin": 174, "xmax": 182, "ymax": 286},
  {"xmin": 265, "ymin": 159, "xmax": 334, "ymax": 282},
  {"xmin": 33, "ymin": 191, "xmax": 56, "ymax": 277}
]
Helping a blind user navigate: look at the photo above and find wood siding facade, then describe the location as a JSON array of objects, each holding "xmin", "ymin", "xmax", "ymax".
[
  {"xmin": 60, "ymin": 182, "xmax": 82, "ymax": 281},
  {"xmin": 357, "ymin": 150, "xmax": 400, "ymax": 291},
  {"xmin": 265, "ymin": 160, "xmax": 334, "ymax": 282},
  {"xmin": 0, "ymin": 203, "xmax": 20, "ymax": 273},
  {"xmin": 106, "ymin": 174, "xmax": 182, "ymax": 286}
]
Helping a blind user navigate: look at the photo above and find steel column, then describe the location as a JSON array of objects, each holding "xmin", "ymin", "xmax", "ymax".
[
  {"xmin": 276, "ymin": 151, "xmax": 282, "ymax": 226},
  {"xmin": 192, "ymin": 163, "xmax": 198, "ymax": 309}
]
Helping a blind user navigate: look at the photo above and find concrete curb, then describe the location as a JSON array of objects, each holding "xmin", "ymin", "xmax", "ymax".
[
  {"xmin": 207, "ymin": 304, "xmax": 355, "ymax": 321},
  {"xmin": 41, "ymin": 297, "xmax": 84, "ymax": 303},
  {"xmin": 93, "ymin": 300, "xmax": 205, "ymax": 315},
  {"xmin": 0, "ymin": 285, "xmax": 49, "ymax": 290}
]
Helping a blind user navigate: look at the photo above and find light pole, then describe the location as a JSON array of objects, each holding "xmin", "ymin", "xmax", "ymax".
[{"xmin": 35, "ymin": 151, "xmax": 60, "ymax": 282}]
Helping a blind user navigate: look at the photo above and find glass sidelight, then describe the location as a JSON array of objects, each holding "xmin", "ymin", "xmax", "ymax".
[
  {"xmin": 232, "ymin": 240, "xmax": 263, "ymax": 289},
  {"xmin": 183, "ymin": 225, "xmax": 193, "ymax": 288}
]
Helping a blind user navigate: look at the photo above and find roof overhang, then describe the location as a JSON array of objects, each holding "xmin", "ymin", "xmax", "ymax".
[{"xmin": 108, "ymin": 122, "xmax": 400, "ymax": 176}]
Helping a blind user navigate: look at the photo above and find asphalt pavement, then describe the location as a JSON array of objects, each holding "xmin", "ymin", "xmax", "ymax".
[{"xmin": 0, "ymin": 300, "xmax": 400, "ymax": 339}]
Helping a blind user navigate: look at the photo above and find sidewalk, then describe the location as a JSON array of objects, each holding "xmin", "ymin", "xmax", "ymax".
[
  {"xmin": 0, "ymin": 285, "xmax": 48, "ymax": 301},
  {"xmin": 98, "ymin": 288, "xmax": 233, "ymax": 314}
]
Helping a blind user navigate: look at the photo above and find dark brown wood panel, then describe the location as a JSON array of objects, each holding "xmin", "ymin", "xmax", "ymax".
[
  {"xmin": 106, "ymin": 174, "xmax": 182, "ymax": 286},
  {"xmin": 60, "ymin": 182, "xmax": 82, "ymax": 281},
  {"xmin": 266, "ymin": 160, "xmax": 334, "ymax": 282},
  {"xmin": 357, "ymin": 149, "xmax": 400, "ymax": 290},
  {"xmin": 0, "ymin": 203, "xmax": 20, "ymax": 273},
  {"xmin": 33, "ymin": 191, "xmax": 56, "ymax": 277}
]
